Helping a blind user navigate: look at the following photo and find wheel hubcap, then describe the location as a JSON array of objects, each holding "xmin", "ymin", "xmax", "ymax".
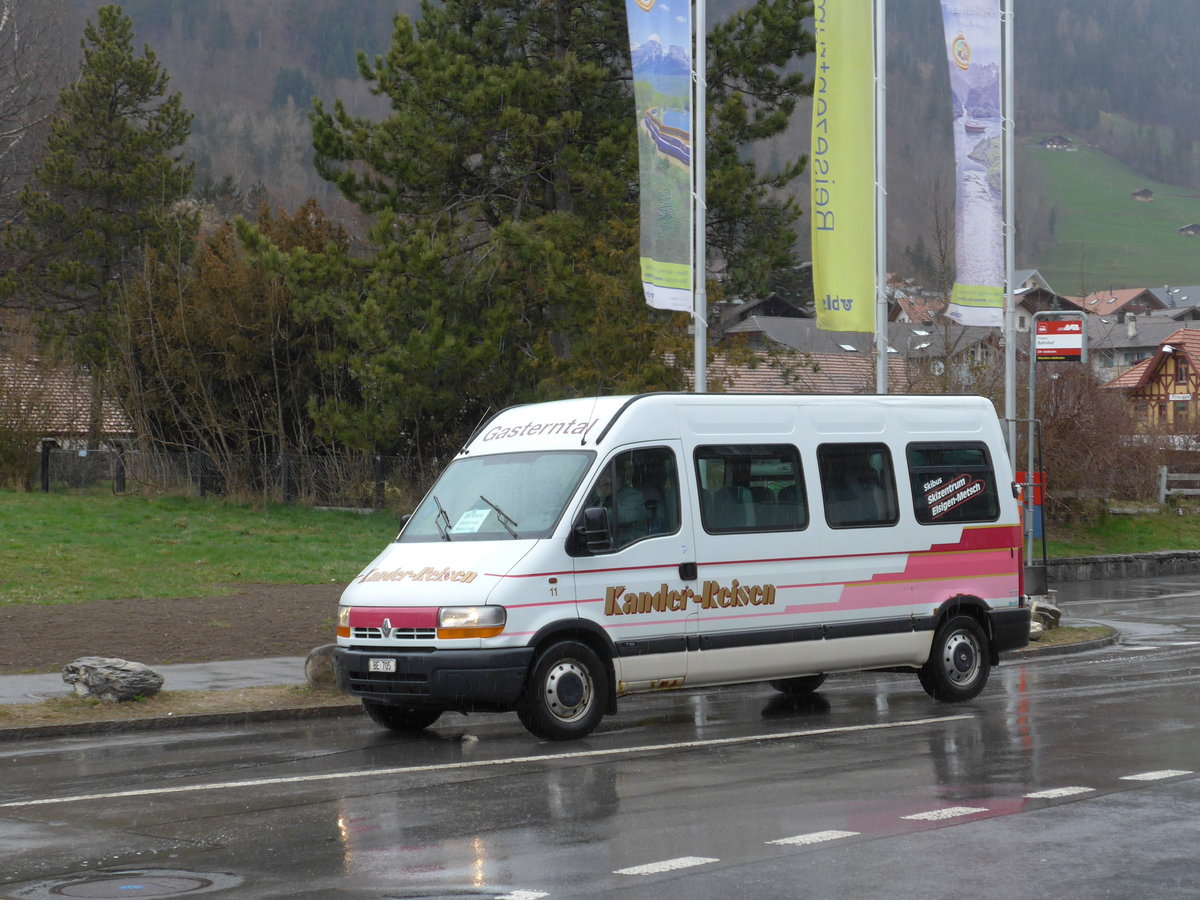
[
  {"xmin": 943, "ymin": 631, "xmax": 980, "ymax": 685},
  {"xmin": 545, "ymin": 660, "xmax": 593, "ymax": 722}
]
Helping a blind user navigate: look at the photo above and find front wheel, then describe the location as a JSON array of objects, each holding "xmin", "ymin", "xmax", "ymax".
[
  {"xmin": 918, "ymin": 615, "xmax": 990, "ymax": 702},
  {"xmin": 517, "ymin": 640, "xmax": 607, "ymax": 741},
  {"xmin": 362, "ymin": 699, "xmax": 442, "ymax": 733}
]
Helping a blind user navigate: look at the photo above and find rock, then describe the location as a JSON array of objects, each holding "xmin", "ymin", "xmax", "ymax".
[
  {"xmin": 304, "ymin": 644, "xmax": 339, "ymax": 689},
  {"xmin": 62, "ymin": 656, "xmax": 164, "ymax": 702}
]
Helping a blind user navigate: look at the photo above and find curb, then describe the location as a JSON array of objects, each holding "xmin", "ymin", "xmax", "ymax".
[
  {"xmin": 1002, "ymin": 628, "xmax": 1120, "ymax": 660},
  {"xmin": 0, "ymin": 627, "xmax": 1121, "ymax": 742},
  {"xmin": 0, "ymin": 700, "xmax": 362, "ymax": 743}
]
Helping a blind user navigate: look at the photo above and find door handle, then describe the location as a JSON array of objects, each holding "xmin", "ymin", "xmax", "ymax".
[{"xmin": 679, "ymin": 562, "xmax": 697, "ymax": 580}]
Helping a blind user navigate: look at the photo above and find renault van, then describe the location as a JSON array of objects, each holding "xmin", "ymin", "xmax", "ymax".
[{"xmin": 334, "ymin": 393, "xmax": 1030, "ymax": 740}]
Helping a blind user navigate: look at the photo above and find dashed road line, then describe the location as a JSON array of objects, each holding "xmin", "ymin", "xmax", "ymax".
[
  {"xmin": 615, "ymin": 857, "xmax": 718, "ymax": 876},
  {"xmin": 901, "ymin": 806, "xmax": 989, "ymax": 821},
  {"xmin": 1024, "ymin": 786, "xmax": 1095, "ymax": 799},
  {"xmin": 767, "ymin": 830, "xmax": 860, "ymax": 846},
  {"xmin": 1120, "ymin": 769, "xmax": 1193, "ymax": 781}
]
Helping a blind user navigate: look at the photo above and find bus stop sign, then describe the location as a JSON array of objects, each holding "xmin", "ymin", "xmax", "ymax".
[{"xmin": 1035, "ymin": 318, "xmax": 1084, "ymax": 362}]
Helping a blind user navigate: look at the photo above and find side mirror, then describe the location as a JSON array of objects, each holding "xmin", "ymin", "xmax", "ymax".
[{"xmin": 577, "ymin": 506, "xmax": 612, "ymax": 553}]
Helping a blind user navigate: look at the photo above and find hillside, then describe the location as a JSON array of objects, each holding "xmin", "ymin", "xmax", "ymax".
[
  {"xmin": 58, "ymin": 0, "xmax": 1200, "ymax": 290},
  {"xmin": 1020, "ymin": 136, "xmax": 1200, "ymax": 294}
]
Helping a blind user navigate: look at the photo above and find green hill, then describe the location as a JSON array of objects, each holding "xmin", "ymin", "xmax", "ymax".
[{"xmin": 1023, "ymin": 136, "xmax": 1200, "ymax": 293}]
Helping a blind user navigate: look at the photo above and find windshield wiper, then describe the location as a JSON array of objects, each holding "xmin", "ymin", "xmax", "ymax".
[
  {"xmin": 433, "ymin": 496, "xmax": 452, "ymax": 541},
  {"xmin": 479, "ymin": 495, "xmax": 519, "ymax": 538}
]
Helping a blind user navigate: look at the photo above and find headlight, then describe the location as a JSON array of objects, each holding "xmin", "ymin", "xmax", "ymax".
[
  {"xmin": 437, "ymin": 606, "xmax": 506, "ymax": 639},
  {"xmin": 337, "ymin": 605, "xmax": 351, "ymax": 638}
]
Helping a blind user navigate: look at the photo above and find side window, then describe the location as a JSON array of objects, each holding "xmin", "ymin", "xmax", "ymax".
[
  {"xmin": 581, "ymin": 447, "xmax": 679, "ymax": 551},
  {"xmin": 907, "ymin": 441, "xmax": 1000, "ymax": 524},
  {"xmin": 694, "ymin": 444, "xmax": 807, "ymax": 534},
  {"xmin": 817, "ymin": 443, "xmax": 899, "ymax": 528}
]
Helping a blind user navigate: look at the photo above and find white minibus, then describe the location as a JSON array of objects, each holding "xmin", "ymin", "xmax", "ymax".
[{"xmin": 334, "ymin": 393, "xmax": 1030, "ymax": 740}]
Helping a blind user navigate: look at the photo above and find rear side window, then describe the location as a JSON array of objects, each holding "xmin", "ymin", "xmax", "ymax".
[
  {"xmin": 906, "ymin": 442, "xmax": 1000, "ymax": 524},
  {"xmin": 694, "ymin": 444, "xmax": 808, "ymax": 533},
  {"xmin": 817, "ymin": 443, "xmax": 899, "ymax": 528}
]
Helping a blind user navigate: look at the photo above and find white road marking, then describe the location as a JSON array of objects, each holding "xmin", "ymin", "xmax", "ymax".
[
  {"xmin": 496, "ymin": 892, "xmax": 549, "ymax": 900},
  {"xmin": 1024, "ymin": 786, "xmax": 1095, "ymax": 799},
  {"xmin": 615, "ymin": 856, "xmax": 718, "ymax": 876},
  {"xmin": 901, "ymin": 806, "xmax": 988, "ymax": 821},
  {"xmin": 0, "ymin": 715, "xmax": 972, "ymax": 810},
  {"xmin": 767, "ymin": 830, "xmax": 860, "ymax": 846},
  {"xmin": 1120, "ymin": 769, "xmax": 1193, "ymax": 781}
]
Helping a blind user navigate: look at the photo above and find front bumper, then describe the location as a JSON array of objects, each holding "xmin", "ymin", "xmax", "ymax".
[
  {"xmin": 334, "ymin": 646, "xmax": 535, "ymax": 713},
  {"xmin": 989, "ymin": 606, "xmax": 1033, "ymax": 654}
]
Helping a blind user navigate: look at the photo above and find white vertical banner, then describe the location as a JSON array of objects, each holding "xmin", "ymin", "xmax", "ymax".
[
  {"xmin": 940, "ymin": 1, "xmax": 1005, "ymax": 327},
  {"xmin": 626, "ymin": 0, "xmax": 694, "ymax": 312}
]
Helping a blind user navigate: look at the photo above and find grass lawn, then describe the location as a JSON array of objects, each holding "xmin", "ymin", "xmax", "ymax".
[
  {"xmin": 1044, "ymin": 509, "xmax": 1200, "ymax": 558},
  {"xmin": 4, "ymin": 491, "xmax": 1197, "ymax": 607},
  {"xmin": 0, "ymin": 492, "xmax": 399, "ymax": 606}
]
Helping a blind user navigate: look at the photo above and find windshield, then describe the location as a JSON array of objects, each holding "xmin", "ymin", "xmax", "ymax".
[{"xmin": 399, "ymin": 450, "xmax": 595, "ymax": 542}]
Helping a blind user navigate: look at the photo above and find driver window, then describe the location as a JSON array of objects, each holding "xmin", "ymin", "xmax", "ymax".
[{"xmin": 583, "ymin": 447, "xmax": 679, "ymax": 551}]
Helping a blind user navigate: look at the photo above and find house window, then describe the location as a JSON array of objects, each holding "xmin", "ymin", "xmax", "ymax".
[
  {"xmin": 1177, "ymin": 359, "xmax": 1189, "ymax": 384},
  {"xmin": 1175, "ymin": 402, "xmax": 1189, "ymax": 426}
]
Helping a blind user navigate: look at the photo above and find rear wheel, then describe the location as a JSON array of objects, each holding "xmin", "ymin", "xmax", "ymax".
[
  {"xmin": 362, "ymin": 699, "xmax": 442, "ymax": 733},
  {"xmin": 918, "ymin": 615, "xmax": 990, "ymax": 702},
  {"xmin": 769, "ymin": 673, "xmax": 827, "ymax": 697},
  {"xmin": 517, "ymin": 640, "xmax": 607, "ymax": 741}
]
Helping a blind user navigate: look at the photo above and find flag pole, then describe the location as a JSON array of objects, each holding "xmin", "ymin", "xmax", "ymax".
[
  {"xmin": 693, "ymin": 0, "xmax": 707, "ymax": 393},
  {"xmin": 874, "ymin": 0, "xmax": 888, "ymax": 392},
  {"xmin": 1002, "ymin": 0, "xmax": 1016, "ymax": 466}
]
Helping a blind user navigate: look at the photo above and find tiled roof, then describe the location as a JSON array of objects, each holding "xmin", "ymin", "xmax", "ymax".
[
  {"xmin": 1060, "ymin": 288, "xmax": 1164, "ymax": 317},
  {"xmin": 727, "ymin": 315, "xmax": 997, "ymax": 359},
  {"xmin": 685, "ymin": 350, "xmax": 909, "ymax": 394},
  {"xmin": 892, "ymin": 296, "xmax": 946, "ymax": 323},
  {"xmin": 0, "ymin": 354, "xmax": 134, "ymax": 438},
  {"xmin": 1102, "ymin": 328, "xmax": 1200, "ymax": 390}
]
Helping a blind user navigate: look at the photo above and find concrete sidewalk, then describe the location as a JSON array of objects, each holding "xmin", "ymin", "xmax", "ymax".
[{"xmin": 0, "ymin": 657, "xmax": 310, "ymax": 706}]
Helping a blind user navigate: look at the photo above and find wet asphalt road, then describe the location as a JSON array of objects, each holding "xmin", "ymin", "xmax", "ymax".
[{"xmin": 2, "ymin": 575, "xmax": 1199, "ymax": 899}]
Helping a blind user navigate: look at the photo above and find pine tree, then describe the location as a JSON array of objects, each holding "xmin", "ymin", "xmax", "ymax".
[
  {"xmin": 298, "ymin": 0, "xmax": 812, "ymax": 460},
  {"xmin": 3, "ymin": 5, "xmax": 194, "ymax": 382}
]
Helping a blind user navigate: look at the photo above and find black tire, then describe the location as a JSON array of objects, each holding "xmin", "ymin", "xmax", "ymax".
[
  {"xmin": 769, "ymin": 673, "xmax": 827, "ymax": 697},
  {"xmin": 918, "ymin": 614, "xmax": 990, "ymax": 702},
  {"xmin": 517, "ymin": 640, "xmax": 607, "ymax": 741},
  {"xmin": 362, "ymin": 699, "xmax": 442, "ymax": 733}
]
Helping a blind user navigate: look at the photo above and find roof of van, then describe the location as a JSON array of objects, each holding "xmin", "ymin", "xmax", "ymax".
[{"xmin": 463, "ymin": 393, "xmax": 1000, "ymax": 455}]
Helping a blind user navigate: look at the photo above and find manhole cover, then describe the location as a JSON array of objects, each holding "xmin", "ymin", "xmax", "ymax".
[
  {"xmin": 6, "ymin": 869, "xmax": 245, "ymax": 900},
  {"xmin": 51, "ymin": 874, "xmax": 212, "ymax": 898}
]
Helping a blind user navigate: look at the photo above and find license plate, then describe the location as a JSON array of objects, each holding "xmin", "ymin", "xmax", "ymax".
[{"xmin": 369, "ymin": 658, "xmax": 397, "ymax": 673}]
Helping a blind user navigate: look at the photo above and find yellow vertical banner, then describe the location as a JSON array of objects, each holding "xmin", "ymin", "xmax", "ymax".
[{"xmin": 811, "ymin": 0, "xmax": 876, "ymax": 333}]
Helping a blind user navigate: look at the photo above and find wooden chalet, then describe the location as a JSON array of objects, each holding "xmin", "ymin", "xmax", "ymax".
[{"xmin": 1103, "ymin": 328, "xmax": 1200, "ymax": 429}]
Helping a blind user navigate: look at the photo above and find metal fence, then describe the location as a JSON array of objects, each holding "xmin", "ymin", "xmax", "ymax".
[{"xmin": 40, "ymin": 449, "xmax": 427, "ymax": 509}]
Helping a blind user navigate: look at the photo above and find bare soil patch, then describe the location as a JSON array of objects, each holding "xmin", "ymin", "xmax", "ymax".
[{"xmin": 0, "ymin": 583, "xmax": 343, "ymax": 675}]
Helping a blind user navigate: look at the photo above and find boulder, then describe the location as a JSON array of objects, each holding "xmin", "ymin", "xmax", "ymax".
[
  {"xmin": 304, "ymin": 644, "xmax": 339, "ymax": 689},
  {"xmin": 62, "ymin": 656, "xmax": 164, "ymax": 702}
]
